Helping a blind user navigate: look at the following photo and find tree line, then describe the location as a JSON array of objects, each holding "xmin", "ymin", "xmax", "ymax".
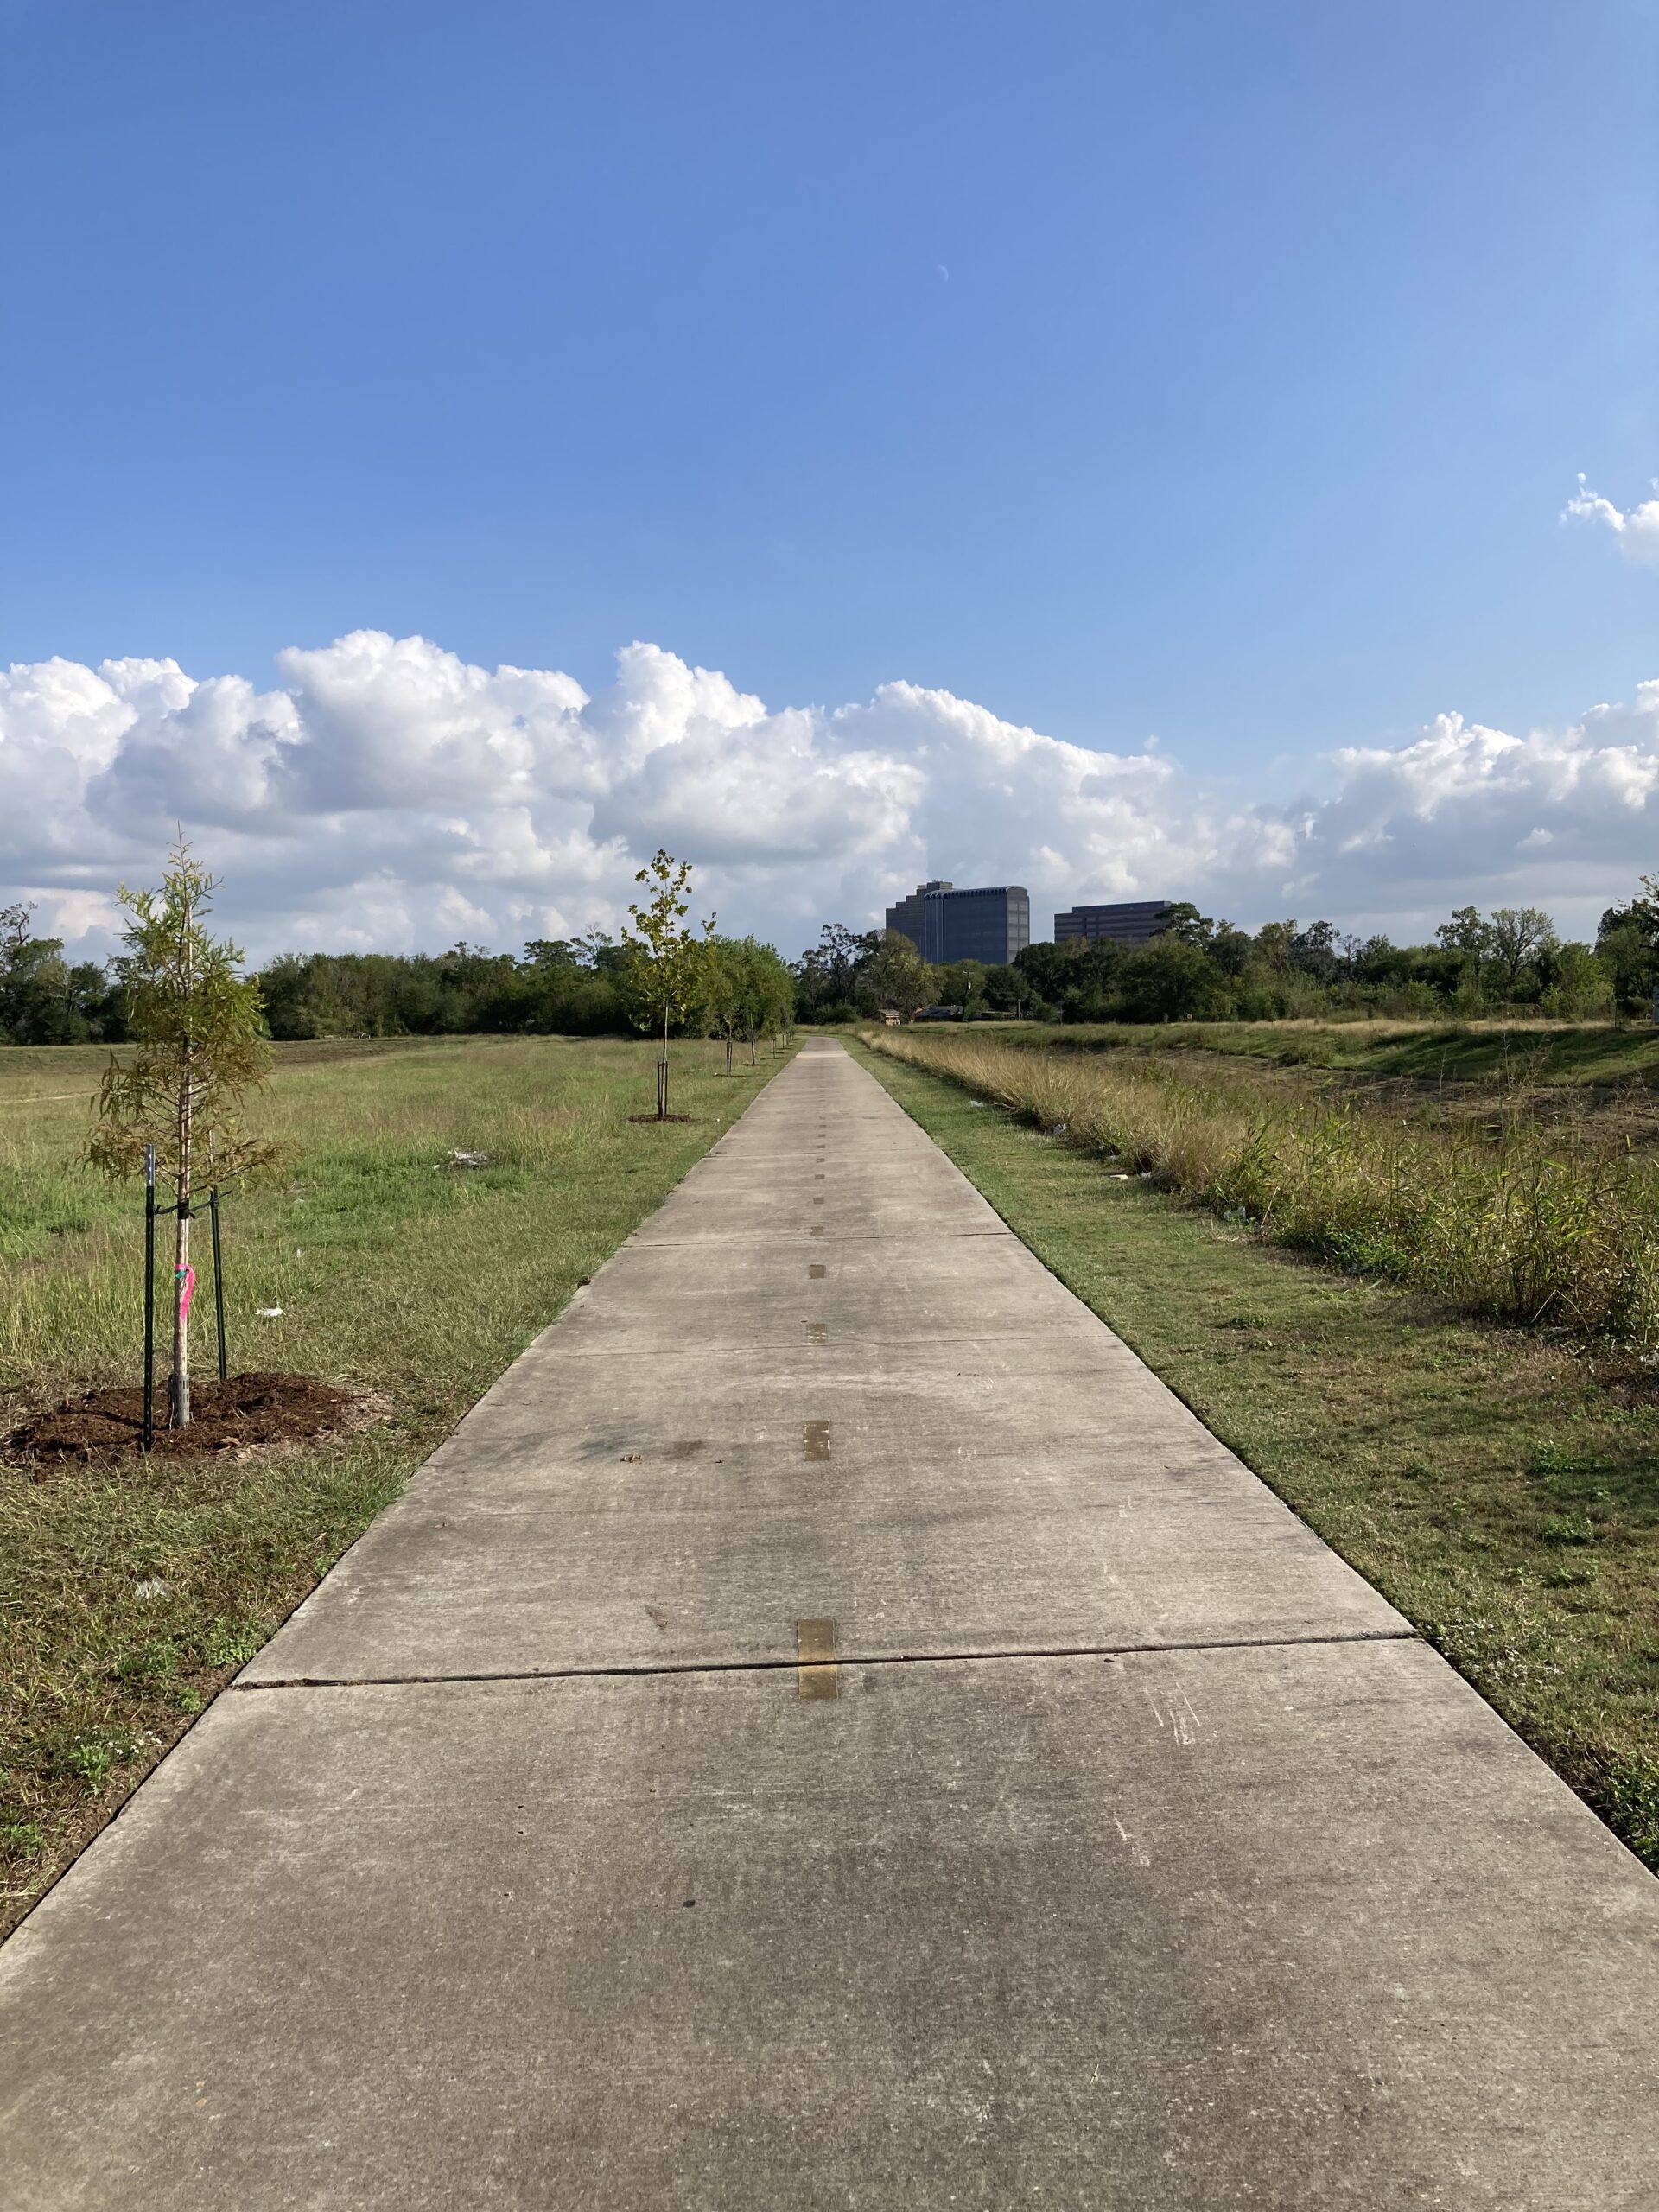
[
  {"xmin": 792, "ymin": 881, "xmax": 1659, "ymax": 1027},
  {"xmin": 6, "ymin": 873, "xmax": 1659, "ymax": 1048},
  {"xmin": 0, "ymin": 906, "xmax": 793, "ymax": 1047}
]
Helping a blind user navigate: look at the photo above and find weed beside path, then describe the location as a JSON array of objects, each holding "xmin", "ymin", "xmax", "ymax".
[
  {"xmin": 0, "ymin": 1034, "xmax": 792, "ymax": 1936},
  {"xmin": 855, "ymin": 1040, "xmax": 1659, "ymax": 1873}
]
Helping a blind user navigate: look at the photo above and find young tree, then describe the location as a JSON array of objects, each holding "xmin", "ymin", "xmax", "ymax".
[
  {"xmin": 86, "ymin": 844, "xmax": 277, "ymax": 1427},
  {"xmin": 741, "ymin": 938, "xmax": 794, "ymax": 1058},
  {"xmin": 709, "ymin": 937, "xmax": 792, "ymax": 1066},
  {"xmin": 623, "ymin": 849, "xmax": 715, "ymax": 1118},
  {"xmin": 706, "ymin": 937, "xmax": 745, "ymax": 1073}
]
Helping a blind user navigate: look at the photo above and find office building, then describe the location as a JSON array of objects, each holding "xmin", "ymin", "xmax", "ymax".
[
  {"xmin": 1053, "ymin": 899, "xmax": 1173, "ymax": 949},
  {"xmin": 885, "ymin": 880, "xmax": 1032, "ymax": 966}
]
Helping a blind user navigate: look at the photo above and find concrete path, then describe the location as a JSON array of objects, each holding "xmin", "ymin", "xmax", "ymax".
[{"xmin": 3, "ymin": 1039, "xmax": 1657, "ymax": 2209}]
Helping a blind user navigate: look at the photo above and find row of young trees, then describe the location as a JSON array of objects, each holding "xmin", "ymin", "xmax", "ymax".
[
  {"xmin": 71, "ymin": 842, "xmax": 784, "ymax": 1433},
  {"xmin": 791, "ymin": 887, "xmax": 1659, "ymax": 1028}
]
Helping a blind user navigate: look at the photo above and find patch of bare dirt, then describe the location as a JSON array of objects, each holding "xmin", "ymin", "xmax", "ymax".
[{"xmin": 4, "ymin": 1372, "xmax": 385, "ymax": 1465}]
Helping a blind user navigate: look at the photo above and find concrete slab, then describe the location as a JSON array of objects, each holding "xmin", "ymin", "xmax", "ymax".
[
  {"xmin": 3, "ymin": 1038, "xmax": 1657, "ymax": 2208},
  {"xmin": 4, "ymin": 1646, "xmax": 1658, "ymax": 2211},
  {"xmin": 235, "ymin": 1063, "xmax": 1406, "ymax": 1676},
  {"xmin": 235, "ymin": 1427, "xmax": 1406, "ymax": 1680}
]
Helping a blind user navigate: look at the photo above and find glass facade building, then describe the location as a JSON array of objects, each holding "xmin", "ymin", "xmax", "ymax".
[
  {"xmin": 1053, "ymin": 900, "xmax": 1173, "ymax": 949},
  {"xmin": 885, "ymin": 880, "xmax": 1032, "ymax": 966}
]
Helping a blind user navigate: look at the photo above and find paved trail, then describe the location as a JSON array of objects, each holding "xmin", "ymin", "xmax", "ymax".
[{"xmin": 3, "ymin": 1039, "xmax": 1657, "ymax": 2208}]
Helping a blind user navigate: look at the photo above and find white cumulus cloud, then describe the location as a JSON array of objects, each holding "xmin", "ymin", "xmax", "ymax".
[
  {"xmin": 1, "ymin": 627, "xmax": 1656, "ymax": 961},
  {"xmin": 1562, "ymin": 474, "xmax": 1659, "ymax": 567}
]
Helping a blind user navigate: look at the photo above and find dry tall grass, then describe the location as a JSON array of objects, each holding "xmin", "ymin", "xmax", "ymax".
[{"xmin": 868, "ymin": 1030, "xmax": 1659, "ymax": 1345}]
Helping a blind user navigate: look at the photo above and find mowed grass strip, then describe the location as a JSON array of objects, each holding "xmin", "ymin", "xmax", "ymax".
[
  {"xmin": 853, "ymin": 1039, "xmax": 1659, "ymax": 1872},
  {"xmin": 0, "ymin": 1033, "xmax": 791, "ymax": 1934}
]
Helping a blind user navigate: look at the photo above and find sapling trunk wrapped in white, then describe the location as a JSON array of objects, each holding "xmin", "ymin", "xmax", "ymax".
[{"xmin": 86, "ymin": 843, "xmax": 277, "ymax": 1427}]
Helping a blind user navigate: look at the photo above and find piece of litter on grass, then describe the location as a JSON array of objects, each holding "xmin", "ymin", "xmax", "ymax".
[
  {"xmin": 256, "ymin": 1306, "xmax": 284, "ymax": 1319},
  {"xmin": 444, "ymin": 1149, "xmax": 493, "ymax": 1169},
  {"xmin": 1138, "ymin": 1171, "xmax": 1152, "ymax": 1180},
  {"xmin": 134, "ymin": 1578, "xmax": 172, "ymax": 1599},
  {"xmin": 1112, "ymin": 1173, "xmax": 1132, "ymax": 1181},
  {"xmin": 969, "ymin": 1099, "xmax": 985, "ymax": 1107}
]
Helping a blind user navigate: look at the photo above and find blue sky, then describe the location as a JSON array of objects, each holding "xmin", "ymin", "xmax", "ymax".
[{"xmin": 1, "ymin": 1, "xmax": 1656, "ymax": 954}]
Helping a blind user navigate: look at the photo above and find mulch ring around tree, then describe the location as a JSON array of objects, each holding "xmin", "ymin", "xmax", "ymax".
[
  {"xmin": 626, "ymin": 1113, "xmax": 697, "ymax": 1123},
  {"xmin": 4, "ymin": 1372, "xmax": 388, "ymax": 1466}
]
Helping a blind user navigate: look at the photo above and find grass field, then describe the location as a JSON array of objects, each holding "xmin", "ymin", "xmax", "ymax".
[
  {"xmin": 853, "ymin": 1038, "xmax": 1659, "ymax": 1872},
  {"xmin": 0, "ymin": 1033, "xmax": 791, "ymax": 1935}
]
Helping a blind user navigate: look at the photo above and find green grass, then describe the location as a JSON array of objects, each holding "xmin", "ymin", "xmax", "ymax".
[
  {"xmin": 0, "ymin": 1033, "xmax": 791, "ymax": 1933},
  {"xmin": 853, "ymin": 1039, "xmax": 1659, "ymax": 1873}
]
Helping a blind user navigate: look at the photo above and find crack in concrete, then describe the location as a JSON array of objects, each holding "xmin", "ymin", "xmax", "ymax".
[{"xmin": 232, "ymin": 1626, "xmax": 1421, "ymax": 1694}]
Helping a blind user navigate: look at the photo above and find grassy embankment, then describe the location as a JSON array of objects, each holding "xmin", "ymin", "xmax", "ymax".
[
  {"xmin": 988, "ymin": 1014, "xmax": 1659, "ymax": 1090},
  {"xmin": 855, "ymin": 1030, "xmax": 1659, "ymax": 1871},
  {"xmin": 874, "ymin": 1030, "xmax": 1659, "ymax": 1339},
  {"xmin": 0, "ymin": 1033, "xmax": 790, "ymax": 1935}
]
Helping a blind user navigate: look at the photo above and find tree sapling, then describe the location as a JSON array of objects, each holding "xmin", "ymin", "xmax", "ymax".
[
  {"xmin": 623, "ymin": 849, "xmax": 715, "ymax": 1120},
  {"xmin": 86, "ymin": 843, "xmax": 278, "ymax": 1427}
]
